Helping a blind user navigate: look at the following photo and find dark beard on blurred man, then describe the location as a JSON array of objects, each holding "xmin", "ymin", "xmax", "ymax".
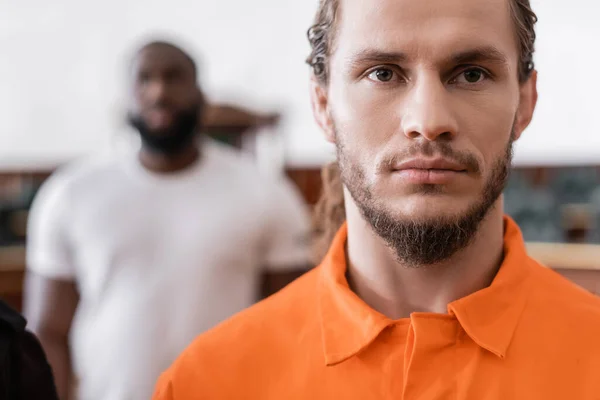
[
  {"xmin": 337, "ymin": 129, "xmax": 514, "ymax": 267},
  {"xmin": 127, "ymin": 105, "xmax": 199, "ymax": 155}
]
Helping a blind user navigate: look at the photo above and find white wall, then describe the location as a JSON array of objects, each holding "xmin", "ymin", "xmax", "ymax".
[
  {"xmin": 0, "ymin": 0, "xmax": 326, "ymax": 170},
  {"xmin": 515, "ymin": 0, "xmax": 600, "ymax": 166},
  {"xmin": 0, "ymin": 0, "xmax": 598, "ymax": 169}
]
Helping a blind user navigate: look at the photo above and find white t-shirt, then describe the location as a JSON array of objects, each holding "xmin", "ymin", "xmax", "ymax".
[{"xmin": 26, "ymin": 139, "xmax": 311, "ymax": 400}]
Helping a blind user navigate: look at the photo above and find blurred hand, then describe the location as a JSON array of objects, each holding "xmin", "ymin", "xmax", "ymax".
[{"xmin": 254, "ymin": 112, "xmax": 281, "ymax": 127}]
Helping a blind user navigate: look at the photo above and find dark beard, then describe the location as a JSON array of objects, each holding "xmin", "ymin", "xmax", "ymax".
[
  {"xmin": 338, "ymin": 136, "xmax": 513, "ymax": 267},
  {"xmin": 127, "ymin": 106, "xmax": 199, "ymax": 155}
]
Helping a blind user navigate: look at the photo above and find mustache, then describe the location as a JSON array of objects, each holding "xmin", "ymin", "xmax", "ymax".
[
  {"xmin": 379, "ymin": 141, "xmax": 481, "ymax": 174},
  {"xmin": 148, "ymin": 100, "xmax": 175, "ymax": 111}
]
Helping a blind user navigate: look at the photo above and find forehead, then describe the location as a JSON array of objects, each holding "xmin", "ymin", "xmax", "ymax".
[
  {"xmin": 334, "ymin": 0, "xmax": 518, "ymax": 66},
  {"xmin": 133, "ymin": 45, "xmax": 194, "ymax": 75}
]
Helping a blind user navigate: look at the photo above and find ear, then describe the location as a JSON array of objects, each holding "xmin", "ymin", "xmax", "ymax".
[
  {"xmin": 513, "ymin": 70, "xmax": 538, "ymax": 141},
  {"xmin": 196, "ymin": 87, "xmax": 206, "ymax": 108},
  {"xmin": 309, "ymin": 77, "xmax": 335, "ymax": 144},
  {"xmin": 196, "ymin": 88, "xmax": 208, "ymax": 124}
]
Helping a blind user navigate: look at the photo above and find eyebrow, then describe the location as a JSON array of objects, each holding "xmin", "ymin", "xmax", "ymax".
[
  {"xmin": 450, "ymin": 46, "xmax": 508, "ymax": 66},
  {"xmin": 346, "ymin": 45, "xmax": 509, "ymax": 69},
  {"xmin": 346, "ymin": 50, "xmax": 408, "ymax": 69}
]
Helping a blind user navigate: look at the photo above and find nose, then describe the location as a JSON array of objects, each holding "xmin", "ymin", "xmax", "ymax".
[
  {"xmin": 400, "ymin": 74, "xmax": 458, "ymax": 141},
  {"xmin": 144, "ymin": 79, "xmax": 169, "ymax": 106}
]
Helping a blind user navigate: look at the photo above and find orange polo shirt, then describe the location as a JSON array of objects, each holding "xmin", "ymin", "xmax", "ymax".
[{"xmin": 154, "ymin": 217, "xmax": 600, "ymax": 399}]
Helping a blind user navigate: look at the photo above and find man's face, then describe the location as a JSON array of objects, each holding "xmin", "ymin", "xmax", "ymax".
[
  {"xmin": 311, "ymin": 0, "xmax": 538, "ymax": 264},
  {"xmin": 128, "ymin": 44, "xmax": 201, "ymax": 154}
]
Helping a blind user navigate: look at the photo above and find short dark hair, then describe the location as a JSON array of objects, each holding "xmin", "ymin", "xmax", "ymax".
[
  {"xmin": 306, "ymin": 0, "xmax": 538, "ymax": 85},
  {"xmin": 132, "ymin": 40, "xmax": 198, "ymax": 78}
]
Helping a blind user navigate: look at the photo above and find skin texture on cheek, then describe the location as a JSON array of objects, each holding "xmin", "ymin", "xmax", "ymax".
[
  {"xmin": 327, "ymin": 0, "xmax": 522, "ymax": 197},
  {"xmin": 327, "ymin": 80, "xmax": 396, "ymax": 190}
]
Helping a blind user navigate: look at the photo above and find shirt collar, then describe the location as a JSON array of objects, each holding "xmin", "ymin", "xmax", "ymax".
[
  {"xmin": 318, "ymin": 216, "xmax": 532, "ymax": 366},
  {"xmin": 318, "ymin": 223, "xmax": 391, "ymax": 365},
  {"xmin": 448, "ymin": 217, "xmax": 532, "ymax": 358}
]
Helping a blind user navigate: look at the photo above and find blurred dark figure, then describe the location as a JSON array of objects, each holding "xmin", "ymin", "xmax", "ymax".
[
  {"xmin": 23, "ymin": 40, "xmax": 310, "ymax": 400},
  {"xmin": 0, "ymin": 300, "xmax": 59, "ymax": 399}
]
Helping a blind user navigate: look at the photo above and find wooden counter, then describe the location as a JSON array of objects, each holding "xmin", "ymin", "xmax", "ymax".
[
  {"xmin": 1, "ymin": 242, "xmax": 599, "ymax": 312},
  {"xmin": 3, "ymin": 243, "xmax": 599, "ymax": 272},
  {"xmin": 526, "ymin": 242, "xmax": 600, "ymax": 295},
  {"xmin": 526, "ymin": 242, "xmax": 600, "ymax": 271},
  {"xmin": 0, "ymin": 246, "xmax": 25, "ymax": 272},
  {"xmin": 0, "ymin": 246, "xmax": 26, "ymax": 310}
]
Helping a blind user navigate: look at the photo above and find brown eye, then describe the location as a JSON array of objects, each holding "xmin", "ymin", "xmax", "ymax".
[
  {"xmin": 454, "ymin": 68, "xmax": 488, "ymax": 85},
  {"xmin": 464, "ymin": 69, "xmax": 483, "ymax": 83},
  {"xmin": 137, "ymin": 71, "xmax": 151, "ymax": 86},
  {"xmin": 368, "ymin": 68, "xmax": 395, "ymax": 82}
]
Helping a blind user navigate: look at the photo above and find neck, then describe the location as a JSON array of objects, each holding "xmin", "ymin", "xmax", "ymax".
[
  {"xmin": 345, "ymin": 191, "xmax": 505, "ymax": 319},
  {"xmin": 138, "ymin": 144, "xmax": 200, "ymax": 174}
]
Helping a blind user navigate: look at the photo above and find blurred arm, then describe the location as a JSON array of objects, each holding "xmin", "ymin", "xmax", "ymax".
[
  {"xmin": 23, "ymin": 273, "xmax": 78, "ymax": 400},
  {"xmin": 24, "ymin": 170, "xmax": 78, "ymax": 400},
  {"xmin": 259, "ymin": 177, "xmax": 313, "ymax": 299},
  {"xmin": 204, "ymin": 103, "xmax": 280, "ymax": 130}
]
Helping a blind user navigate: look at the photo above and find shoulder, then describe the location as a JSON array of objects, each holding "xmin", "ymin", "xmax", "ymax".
[
  {"xmin": 202, "ymin": 140, "xmax": 269, "ymax": 201},
  {"xmin": 159, "ymin": 268, "xmax": 322, "ymax": 393},
  {"xmin": 34, "ymin": 154, "xmax": 125, "ymax": 205},
  {"xmin": 204, "ymin": 139, "xmax": 287, "ymax": 189},
  {"xmin": 0, "ymin": 300, "xmax": 25, "ymax": 333},
  {"xmin": 187, "ymin": 267, "xmax": 319, "ymax": 355},
  {"xmin": 203, "ymin": 139, "xmax": 261, "ymax": 178},
  {"xmin": 520, "ymin": 258, "xmax": 600, "ymax": 378},
  {"xmin": 526, "ymin": 257, "xmax": 600, "ymax": 331},
  {"xmin": 204, "ymin": 139, "xmax": 307, "ymax": 210},
  {"xmin": 0, "ymin": 301, "xmax": 59, "ymax": 400}
]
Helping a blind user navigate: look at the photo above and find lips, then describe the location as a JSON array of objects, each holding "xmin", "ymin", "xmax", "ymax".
[
  {"xmin": 390, "ymin": 158, "xmax": 468, "ymax": 185},
  {"xmin": 146, "ymin": 108, "xmax": 174, "ymax": 127},
  {"xmin": 392, "ymin": 158, "xmax": 468, "ymax": 172}
]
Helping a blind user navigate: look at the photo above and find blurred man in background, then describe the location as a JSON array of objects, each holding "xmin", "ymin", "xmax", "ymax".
[
  {"xmin": 153, "ymin": 0, "xmax": 600, "ymax": 399},
  {"xmin": 23, "ymin": 40, "xmax": 311, "ymax": 400}
]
